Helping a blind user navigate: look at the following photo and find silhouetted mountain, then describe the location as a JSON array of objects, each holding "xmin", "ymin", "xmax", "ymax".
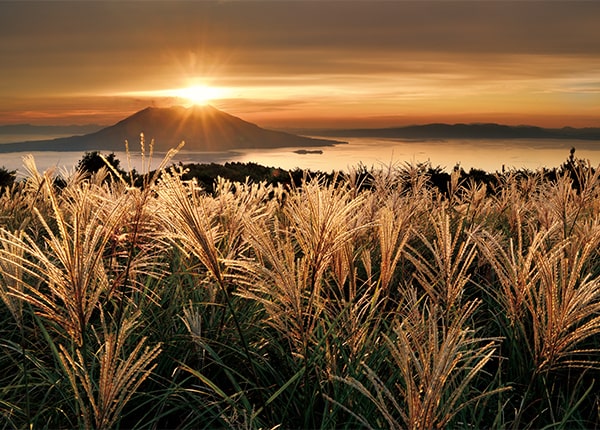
[
  {"xmin": 312, "ymin": 123, "xmax": 600, "ymax": 140},
  {"xmin": 0, "ymin": 123, "xmax": 103, "ymax": 135},
  {"xmin": 0, "ymin": 105, "xmax": 341, "ymax": 153}
]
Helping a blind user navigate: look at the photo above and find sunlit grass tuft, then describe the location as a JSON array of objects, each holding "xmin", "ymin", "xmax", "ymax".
[{"xmin": 2, "ymin": 148, "xmax": 600, "ymax": 428}]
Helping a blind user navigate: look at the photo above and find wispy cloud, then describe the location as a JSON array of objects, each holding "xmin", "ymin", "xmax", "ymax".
[{"xmin": 1, "ymin": 1, "xmax": 599, "ymax": 127}]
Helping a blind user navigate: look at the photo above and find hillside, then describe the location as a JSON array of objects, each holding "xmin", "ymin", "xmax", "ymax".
[
  {"xmin": 0, "ymin": 105, "xmax": 342, "ymax": 153},
  {"xmin": 311, "ymin": 123, "xmax": 600, "ymax": 140}
]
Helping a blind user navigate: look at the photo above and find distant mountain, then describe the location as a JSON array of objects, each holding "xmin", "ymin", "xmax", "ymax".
[
  {"xmin": 0, "ymin": 123, "xmax": 104, "ymax": 145},
  {"xmin": 311, "ymin": 123, "xmax": 600, "ymax": 141},
  {"xmin": 0, "ymin": 123, "xmax": 103, "ymax": 136},
  {"xmin": 0, "ymin": 105, "xmax": 341, "ymax": 153}
]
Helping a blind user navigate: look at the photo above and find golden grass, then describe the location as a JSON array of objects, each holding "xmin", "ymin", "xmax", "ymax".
[
  {"xmin": 0, "ymin": 175, "xmax": 127, "ymax": 345},
  {"xmin": 335, "ymin": 300, "xmax": 502, "ymax": 430},
  {"xmin": 405, "ymin": 209, "xmax": 477, "ymax": 312},
  {"xmin": 58, "ymin": 313, "xmax": 161, "ymax": 429},
  {"xmin": 475, "ymin": 222, "xmax": 600, "ymax": 379},
  {"xmin": 3, "ymin": 150, "xmax": 600, "ymax": 428},
  {"xmin": 0, "ymin": 229, "xmax": 25, "ymax": 327},
  {"xmin": 231, "ymin": 177, "xmax": 370, "ymax": 359},
  {"xmin": 156, "ymin": 169, "xmax": 228, "ymax": 307}
]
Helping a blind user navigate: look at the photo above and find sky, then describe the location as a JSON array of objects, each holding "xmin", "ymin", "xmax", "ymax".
[{"xmin": 1, "ymin": 0, "xmax": 599, "ymax": 129}]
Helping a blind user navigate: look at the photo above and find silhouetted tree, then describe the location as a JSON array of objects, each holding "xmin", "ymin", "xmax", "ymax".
[
  {"xmin": 0, "ymin": 166, "xmax": 16, "ymax": 190},
  {"xmin": 559, "ymin": 147, "xmax": 594, "ymax": 193},
  {"xmin": 427, "ymin": 165, "xmax": 451, "ymax": 195},
  {"xmin": 76, "ymin": 151, "xmax": 125, "ymax": 181},
  {"xmin": 179, "ymin": 161, "xmax": 302, "ymax": 194}
]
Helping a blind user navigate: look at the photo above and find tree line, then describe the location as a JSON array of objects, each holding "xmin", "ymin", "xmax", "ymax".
[{"xmin": 0, "ymin": 147, "xmax": 593, "ymax": 195}]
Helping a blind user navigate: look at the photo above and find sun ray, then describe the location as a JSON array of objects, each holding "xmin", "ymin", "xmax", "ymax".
[
  {"xmin": 118, "ymin": 84, "xmax": 229, "ymax": 107},
  {"xmin": 172, "ymin": 85, "xmax": 227, "ymax": 106}
]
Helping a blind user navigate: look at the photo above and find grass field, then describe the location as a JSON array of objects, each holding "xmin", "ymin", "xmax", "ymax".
[{"xmin": 2, "ymin": 147, "xmax": 600, "ymax": 429}]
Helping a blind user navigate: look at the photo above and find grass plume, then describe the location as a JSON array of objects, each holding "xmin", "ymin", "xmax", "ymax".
[{"xmin": 2, "ymin": 150, "xmax": 600, "ymax": 428}]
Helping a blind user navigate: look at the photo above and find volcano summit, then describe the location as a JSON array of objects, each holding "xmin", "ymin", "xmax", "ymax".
[{"xmin": 0, "ymin": 105, "xmax": 342, "ymax": 153}]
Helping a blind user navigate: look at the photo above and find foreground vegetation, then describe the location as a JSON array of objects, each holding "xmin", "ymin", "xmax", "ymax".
[{"xmin": 1, "ymin": 145, "xmax": 600, "ymax": 429}]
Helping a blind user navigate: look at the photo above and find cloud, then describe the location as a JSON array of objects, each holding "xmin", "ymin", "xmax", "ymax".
[{"xmin": 1, "ymin": 1, "xmax": 599, "ymax": 127}]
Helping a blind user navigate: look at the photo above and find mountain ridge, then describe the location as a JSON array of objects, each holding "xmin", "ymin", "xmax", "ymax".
[
  {"xmin": 2, "ymin": 108, "xmax": 599, "ymax": 154},
  {"xmin": 0, "ymin": 124, "xmax": 103, "ymax": 135},
  {"xmin": 308, "ymin": 123, "xmax": 600, "ymax": 140},
  {"xmin": 0, "ymin": 105, "xmax": 342, "ymax": 153}
]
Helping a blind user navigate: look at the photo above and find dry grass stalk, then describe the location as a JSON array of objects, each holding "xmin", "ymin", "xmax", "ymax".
[
  {"xmin": 487, "ymin": 172, "xmax": 537, "ymax": 242},
  {"xmin": 396, "ymin": 162, "xmax": 433, "ymax": 199},
  {"xmin": 235, "ymin": 178, "xmax": 369, "ymax": 357},
  {"xmin": 475, "ymin": 219, "xmax": 600, "ymax": 374},
  {"xmin": 405, "ymin": 209, "xmax": 477, "ymax": 312},
  {"xmin": 0, "ymin": 176, "xmax": 129, "ymax": 345},
  {"xmin": 212, "ymin": 176, "xmax": 280, "ymax": 261},
  {"xmin": 377, "ymin": 204, "xmax": 412, "ymax": 294},
  {"xmin": 325, "ymin": 243, "xmax": 386, "ymax": 373},
  {"xmin": 527, "ymin": 221, "xmax": 600, "ymax": 373},
  {"xmin": 155, "ymin": 169, "xmax": 261, "ymax": 383},
  {"xmin": 0, "ymin": 229, "xmax": 25, "ymax": 327},
  {"xmin": 58, "ymin": 314, "xmax": 161, "ymax": 429},
  {"xmin": 182, "ymin": 302, "xmax": 203, "ymax": 346},
  {"xmin": 544, "ymin": 175, "xmax": 584, "ymax": 240},
  {"xmin": 21, "ymin": 154, "xmax": 49, "ymax": 194},
  {"xmin": 329, "ymin": 239, "xmax": 357, "ymax": 297},
  {"xmin": 454, "ymin": 179, "xmax": 491, "ymax": 223},
  {"xmin": 388, "ymin": 301, "xmax": 499, "ymax": 430},
  {"xmin": 235, "ymin": 214, "xmax": 316, "ymax": 358},
  {"xmin": 282, "ymin": 178, "xmax": 367, "ymax": 296},
  {"xmin": 472, "ymin": 226, "xmax": 552, "ymax": 329},
  {"xmin": 536, "ymin": 168, "xmax": 600, "ymax": 241},
  {"xmin": 0, "ymin": 182, "xmax": 34, "ymax": 232},
  {"xmin": 155, "ymin": 170, "xmax": 225, "ymax": 305},
  {"xmin": 337, "ymin": 300, "xmax": 500, "ymax": 430},
  {"xmin": 14, "ymin": 155, "xmax": 60, "ymax": 238}
]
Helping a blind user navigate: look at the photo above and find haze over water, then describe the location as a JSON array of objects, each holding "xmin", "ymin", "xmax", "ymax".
[
  {"xmin": 232, "ymin": 138, "xmax": 600, "ymax": 174},
  {"xmin": 2, "ymin": 137, "xmax": 598, "ymax": 177}
]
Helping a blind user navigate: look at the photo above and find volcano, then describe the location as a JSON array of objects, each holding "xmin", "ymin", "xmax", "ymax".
[{"xmin": 0, "ymin": 105, "xmax": 342, "ymax": 153}]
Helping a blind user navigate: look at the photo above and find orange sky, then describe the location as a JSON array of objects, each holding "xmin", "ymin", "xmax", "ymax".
[{"xmin": 1, "ymin": 1, "xmax": 599, "ymax": 129}]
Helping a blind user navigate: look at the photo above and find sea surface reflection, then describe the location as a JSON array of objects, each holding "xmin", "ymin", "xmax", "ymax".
[{"xmin": 2, "ymin": 137, "xmax": 599, "ymax": 177}]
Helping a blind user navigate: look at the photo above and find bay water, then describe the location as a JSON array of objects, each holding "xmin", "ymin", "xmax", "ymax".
[{"xmin": 1, "ymin": 137, "xmax": 599, "ymax": 178}]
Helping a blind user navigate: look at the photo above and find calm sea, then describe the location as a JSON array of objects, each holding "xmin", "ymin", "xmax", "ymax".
[{"xmin": 2, "ymin": 137, "xmax": 600, "ymax": 177}]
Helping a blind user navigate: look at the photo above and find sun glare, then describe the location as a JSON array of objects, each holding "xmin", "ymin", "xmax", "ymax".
[
  {"xmin": 118, "ymin": 83, "xmax": 230, "ymax": 108},
  {"xmin": 173, "ymin": 85, "xmax": 226, "ymax": 106}
]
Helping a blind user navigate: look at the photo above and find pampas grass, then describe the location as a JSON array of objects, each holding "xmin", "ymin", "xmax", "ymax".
[
  {"xmin": 405, "ymin": 209, "xmax": 477, "ymax": 312},
  {"xmin": 0, "ymin": 175, "xmax": 127, "ymax": 346},
  {"xmin": 58, "ymin": 313, "xmax": 161, "ymax": 429},
  {"xmin": 332, "ymin": 300, "xmax": 503, "ymax": 430},
  {"xmin": 3, "ymin": 148, "xmax": 600, "ymax": 428}
]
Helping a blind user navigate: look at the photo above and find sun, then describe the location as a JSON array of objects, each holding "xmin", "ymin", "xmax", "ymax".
[
  {"xmin": 116, "ymin": 83, "xmax": 230, "ymax": 107},
  {"xmin": 173, "ymin": 84, "xmax": 226, "ymax": 106}
]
